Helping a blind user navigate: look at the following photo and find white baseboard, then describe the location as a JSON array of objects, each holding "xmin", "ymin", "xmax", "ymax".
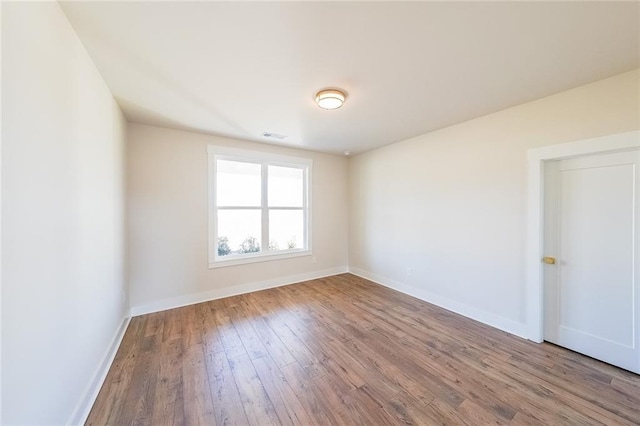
[
  {"xmin": 349, "ymin": 267, "xmax": 528, "ymax": 339},
  {"xmin": 67, "ymin": 315, "xmax": 131, "ymax": 426},
  {"xmin": 130, "ymin": 266, "xmax": 349, "ymax": 317}
]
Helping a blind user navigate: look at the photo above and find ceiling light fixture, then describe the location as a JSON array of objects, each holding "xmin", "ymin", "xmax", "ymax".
[{"xmin": 315, "ymin": 89, "xmax": 346, "ymax": 110}]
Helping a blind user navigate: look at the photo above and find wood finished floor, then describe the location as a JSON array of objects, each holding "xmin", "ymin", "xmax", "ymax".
[{"xmin": 87, "ymin": 274, "xmax": 640, "ymax": 425}]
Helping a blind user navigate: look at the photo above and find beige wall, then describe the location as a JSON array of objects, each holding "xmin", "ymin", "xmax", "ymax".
[
  {"xmin": 2, "ymin": 3, "xmax": 128, "ymax": 424},
  {"xmin": 127, "ymin": 124, "xmax": 349, "ymax": 313},
  {"xmin": 349, "ymin": 69, "xmax": 640, "ymax": 336}
]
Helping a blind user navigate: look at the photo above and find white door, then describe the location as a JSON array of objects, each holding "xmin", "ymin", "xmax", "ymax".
[{"xmin": 543, "ymin": 149, "xmax": 640, "ymax": 373}]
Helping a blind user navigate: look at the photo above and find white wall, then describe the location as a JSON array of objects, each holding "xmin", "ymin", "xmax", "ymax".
[
  {"xmin": 127, "ymin": 123, "xmax": 349, "ymax": 314},
  {"xmin": 0, "ymin": 1, "xmax": 4, "ymax": 421},
  {"xmin": 349, "ymin": 69, "xmax": 640, "ymax": 337},
  {"xmin": 2, "ymin": 3, "xmax": 128, "ymax": 424}
]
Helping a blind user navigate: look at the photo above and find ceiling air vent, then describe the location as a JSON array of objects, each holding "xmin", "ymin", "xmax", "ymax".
[{"xmin": 263, "ymin": 132, "xmax": 287, "ymax": 140}]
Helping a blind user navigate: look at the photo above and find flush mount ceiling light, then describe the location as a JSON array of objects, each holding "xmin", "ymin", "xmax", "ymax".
[{"xmin": 315, "ymin": 89, "xmax": 346, "ymax": 110}]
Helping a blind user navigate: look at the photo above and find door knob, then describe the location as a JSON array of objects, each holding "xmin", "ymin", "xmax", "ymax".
[{"xmin": 543, "ymin": 256, "xmax": 556, "ymax": 265}]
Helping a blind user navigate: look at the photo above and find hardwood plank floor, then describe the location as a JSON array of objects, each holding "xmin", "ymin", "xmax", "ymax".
[{"xmin": 87, "ymin": 274, "xmax": 640, "ymax": 425}]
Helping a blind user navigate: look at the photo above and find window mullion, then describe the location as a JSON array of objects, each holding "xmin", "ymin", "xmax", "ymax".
[{"xmin": 261, "ymin": 163, "xmax": 269, "ymax": 253}]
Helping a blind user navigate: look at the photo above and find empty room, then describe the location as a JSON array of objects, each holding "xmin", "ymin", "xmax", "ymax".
[{"xmin": 2, "ymin": 1, "xmax": 640, "ymax": 425}]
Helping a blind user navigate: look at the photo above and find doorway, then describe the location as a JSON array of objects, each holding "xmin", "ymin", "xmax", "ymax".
[{"xmin": 526, "ymin": 131, "xmax": 640, "ymax": 374}]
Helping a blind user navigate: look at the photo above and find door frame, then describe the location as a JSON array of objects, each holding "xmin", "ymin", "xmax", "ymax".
[{"xmin": 526, "ymin": 130, "xmax": 640, "ymax": 342}]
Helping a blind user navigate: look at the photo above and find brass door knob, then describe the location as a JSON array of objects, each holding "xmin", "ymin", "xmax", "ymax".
[{"xmin": 543, "ymin": 256, "xmax": 556, "ymax": 265}]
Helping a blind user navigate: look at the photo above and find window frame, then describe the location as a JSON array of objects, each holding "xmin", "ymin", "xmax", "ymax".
[{"xmin": 208, "ymin": 145, "xmax": 312, "ymax": 268}]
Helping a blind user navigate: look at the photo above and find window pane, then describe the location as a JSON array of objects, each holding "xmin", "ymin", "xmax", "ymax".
[
  {"xmin": 268, "ymin": 166, "xmax": 303, "ymax": 207},
  {"xmin": 268, "ymin": 210, "xmax": 304, "ymax": 251},
  {"xmin": 217, "ymin": 160, "xmax": 261, "ymax": 207},
  {"xmin": 217, "ymin": 210, "xmax": 261, "ymax": 256}
]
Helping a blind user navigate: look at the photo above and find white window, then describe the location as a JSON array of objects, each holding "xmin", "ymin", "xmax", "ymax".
[{"xmin": 208, "ymin": 145, "xmax": 312, "ymax": 268}]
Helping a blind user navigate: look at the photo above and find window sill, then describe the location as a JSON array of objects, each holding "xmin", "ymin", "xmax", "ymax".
[{"xmin": 209, "ymin": 249, "xmax": 311, "ymax": 269}]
